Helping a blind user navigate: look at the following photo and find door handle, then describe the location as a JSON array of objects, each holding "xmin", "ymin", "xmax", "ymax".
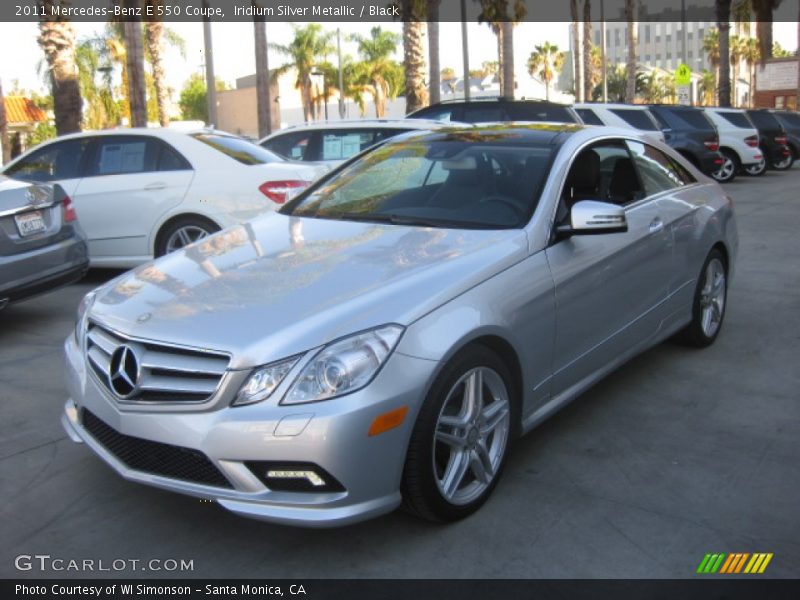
[
  {"xmin": 649, "ymin": 218, "xmax": 664, "ymax": 233},
  {"xmin": 143, "ymin": 182, "xmax": 167, "ymax": 191}
]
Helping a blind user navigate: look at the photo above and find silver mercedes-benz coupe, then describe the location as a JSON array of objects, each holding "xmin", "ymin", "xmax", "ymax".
[{"xmin": 62, "ymin": 124, "xmax": 737, "ymax": 527}]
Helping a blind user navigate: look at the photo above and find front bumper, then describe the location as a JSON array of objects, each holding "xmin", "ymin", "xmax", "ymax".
[{"xmin": 62, "ymin": 333, "xmax": 438, "ymax": 527}]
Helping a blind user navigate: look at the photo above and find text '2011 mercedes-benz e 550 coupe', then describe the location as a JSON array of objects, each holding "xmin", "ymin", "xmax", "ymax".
[{"xmin": 62, "ymin": 124, "xmax": 737, "ymax": 527}]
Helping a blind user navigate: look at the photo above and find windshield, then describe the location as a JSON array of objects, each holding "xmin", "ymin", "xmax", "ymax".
[
  {"xmin": 191, "ymin": 133, "xmax": 284, "ymax": 165},
  {"xmin": 282, "ymin": 138, "xmax": 554, "ymax": 229}
]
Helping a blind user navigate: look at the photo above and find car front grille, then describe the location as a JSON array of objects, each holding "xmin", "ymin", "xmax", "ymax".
[
  {"xmin": 81, "ymin": 409, "xmax": 233, "ymax": 489},
  {"xmin": 85, "ymin": 322, "xmax": 229, "ymax": 403}
]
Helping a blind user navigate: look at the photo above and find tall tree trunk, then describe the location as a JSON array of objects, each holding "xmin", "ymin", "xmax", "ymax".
[
  {"xmin": 38, "ymin": 1, "xmax": 82, "ymax": 135},
  {"xmin": 496, "ymin": 25, "xmax": 504, "ymax": 95},
  {"xmin": 583, "ymin": 0, "xmax": 593, "ymax": 101},
  {"xmin": 253, "ymin": 13, "xmax": 271, "ymax": 138},
  {"xmin": 427, "ymin": 1, "xmax": 441, "ymax": 105},
  {"xmin": 717, "ymin": 1, "xmax": 732, "ymax": 107},
  {"xmin": 752, "ymin": 0, "xmax": 774, "ymax": 61},
  {"xmin": 501, "ymin": 21, "xmax": 514, "ymax": 98},
  {"xmin": 796, "ymin": 1, "xmax": 799, "ymax": 110},
  {"xmin": 625, "ymin": 0, "xmax": 637, "ymax": 103},
  {"xmin": 0, "ymin": 79, "xmax": 9, "ymax": 165},
  {"xmin": 402, "ymin": 4, "xmax": 428, "ymax": 114},
  {"xmin": 144, "ymin": 10, "xmax": 169, "ymax": 127},
  {"xmin": 571, "ymin": 0, "xmax": 582, "ymax": 101},
  {"xmin": 124, "ymin": 18, "xmax": 147, "ymax": 127}
]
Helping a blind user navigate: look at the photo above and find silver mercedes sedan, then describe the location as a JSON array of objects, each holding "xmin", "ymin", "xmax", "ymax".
[{"xmin": 62, "ymin": 124, "xmax": 737, "ymax": 527}]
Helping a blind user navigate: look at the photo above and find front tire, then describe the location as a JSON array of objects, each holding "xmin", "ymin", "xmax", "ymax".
[
  {"xmin": 674, "ymin": 249, "xmax": 728, "ymax": 348},
  {"xmin": 401, "ymin": 346, "xmax": 516, "ymax": 522},
  {"xmin": 155, "ymin": 216, "xmax": 220, "ymax": 258}
]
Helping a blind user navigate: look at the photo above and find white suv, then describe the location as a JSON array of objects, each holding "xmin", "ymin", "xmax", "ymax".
[
  {"xmin": 573, "ymin": 103, "xmax": 665, "ymax": 145},
  {"xmin": 702, "ymin": 108, "xmax": 764, "ymax": 181}
]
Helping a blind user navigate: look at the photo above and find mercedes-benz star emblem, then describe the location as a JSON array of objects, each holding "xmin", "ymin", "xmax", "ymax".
[{"xmin": 108, "ymin": 345, "xmax": 140, "ymax": 398}]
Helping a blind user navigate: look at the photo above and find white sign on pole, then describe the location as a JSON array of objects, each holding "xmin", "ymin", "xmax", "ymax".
[{"xmin": 678, "ymin": 85, "xmax": 691, "ymax": 106}]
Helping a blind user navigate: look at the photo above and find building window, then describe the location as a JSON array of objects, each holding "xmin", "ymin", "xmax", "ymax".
[
  {"xmin": 775, "ymin": 96, "xmax": 785, "ymax": 109},
  {"xmin": 615, "ymin": 30, "xmax": 620, "ymax": 46},
  {"xmin": 666, "ymin": 33, "xmax": 672, "ymax": 45},
  {"xmin": 688, "ymin": 32, "xmax": 694, "ymax": 41},
  {"xmin": 667, "ymin": 51, "xmax": 672, "ymax": 60},
  {"xmin": 688, "ymin": 50, "xmax": 694, "ymax": 59},
  {"xmin": 645, "ymin": 25, "xmax": 651, "ymax": 43},
  {"xmin": 656, "ymin": 35, "xmax": 661, "ymax": 44},
  {"xmin": 645, "ymin": 54, "xmax": 651, "ymax": 62},
  {"xmin": 698, "ymin": 28, "xmax": 705, "ymax": 41},
  {"xmin": 656, "ymin": 53, "xmax": 662, "ymax": 61}
]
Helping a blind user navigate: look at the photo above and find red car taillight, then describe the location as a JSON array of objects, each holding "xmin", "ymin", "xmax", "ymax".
[
  {"xmin": 775, "ymin": 135, "xmax": 788, "ymax": 145},
  {"xmin": 258, "ymin": 180, "xmax": 308, "ymax": 204},
  {"xmin": 744, "ymin": 135, "xmax": 759, "ymax": 148},
  {"xmin": 62, "ymin": 196, "xmax": 77, "ymax": 223},
  {"xmin": 704, "ymin": 137, "xmax": 719, "ymax": 152}
]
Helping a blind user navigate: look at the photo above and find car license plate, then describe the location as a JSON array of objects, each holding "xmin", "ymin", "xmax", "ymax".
[{"xmin": 14, "ymin": 210, "xmax": 46, "ymax": 237}]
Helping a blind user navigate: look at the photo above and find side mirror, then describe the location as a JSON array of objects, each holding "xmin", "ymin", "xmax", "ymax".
[{"xmin": 557, "ymin": 200, "xmax": 628, "ymax": 237}]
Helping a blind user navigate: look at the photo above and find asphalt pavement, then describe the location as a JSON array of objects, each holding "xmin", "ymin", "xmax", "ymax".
[{"xmin": 1, "ymin": 168, "xmax": 798, "ymax": 579}]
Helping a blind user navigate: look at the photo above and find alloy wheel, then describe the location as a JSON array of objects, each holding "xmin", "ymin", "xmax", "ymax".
[
  {"xmin": 712, "ymin": 156, "xmax": 736, "ymax": 182},
  {"xmin": 699, "ymin": 257, "xmax": 726, "ymax": 338},
  {"xmin": 164, "ymin": 225, "xmax": 211, "ymax": 254},
  {"xmin": 432, "ymin": 367, "xmax": 510, "ymax": 506},
  {"xmin": 745, "ymin": 158, "xmax": 766, "ymax": 176}
]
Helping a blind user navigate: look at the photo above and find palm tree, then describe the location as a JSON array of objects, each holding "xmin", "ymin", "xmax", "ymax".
[
  {"xmin": 742, "ymin": 37, "xmax": 760, "ymax": 107},
  {"xmin": 253, "ymin": 7, "xmax": 271, "ymax": 137},
  {"xmin": 583, "ymin": 0, "xmax": 593, "ymax": 106},
  {"xmin": 587, "ymin": 43, "xmax": 603, "ymax": 99},
  {"xmin": 427, "ymin": 0, "xmax": 441, "ymax": 104},
  {"xmin": 751, "ymin": 0, "xmax": 784, "ymax": 60},
  {"xmin": 624, "ymin": 0, "xmax": 637, "ymax": 103},
  {"xmin": 38, "ymin": 0, "xmax": 82, "ymax": 135},
  {"xmin": 699, "ymin": 69, "xmax": 716, "ymax": 105},
  {"xmin": 640, "ymin": 72, "xmax": 664, "ymax": 103},
  {"xmin": 527, "ymin": 42, "xmax": 565, "ymax": 101},
  {"xmin": 477, "ymin": 1, "xmax": 526, "ymax": 99},
  {"xmin": 703, "ymin": 28, "xmax": 721, "ymax": 103},
  {"xmin": 729, "ymin": 35, "xmax": 747, "ymax": 107},
  {"xmin": 271, "ymin": 24, "xmax": 334, "ymax": 122},
  {"xmin": 123, "ymin": 20, "xmax": 147, "ymax": 127},
  {"xmin": 716, "ymin": 0, "xmax": 732, "ymax": 107},
  {"xmin": 351, "ymin": 27, "xmax": 403, "ymax": 117},
  {"xmin": 145, "ymin": 1, "xmax": 169, "ymax": 127},
  {"xmin": 0, "ymin": 79, "xmax": 9, "ymax": 164},
  {"xmin": 570, "ymin": 0, "xmax": 583, "ymax": 101},
  {"xmin": 401, "ymin": 0, "xmax": 428, "ymax": 114},
  {"xmin": 75, "ymin": 39, "xmax": 121, "ymax": 129}
]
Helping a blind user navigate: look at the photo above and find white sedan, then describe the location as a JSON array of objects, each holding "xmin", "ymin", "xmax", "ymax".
[{"xmin": 2, "ymin": 129, "xmax": 326, "ymax": 268}]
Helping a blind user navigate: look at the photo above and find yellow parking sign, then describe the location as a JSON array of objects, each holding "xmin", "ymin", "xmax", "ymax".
[{"xmin": 675, "ymin": 63, "xmax": 692, "ymax": 86}]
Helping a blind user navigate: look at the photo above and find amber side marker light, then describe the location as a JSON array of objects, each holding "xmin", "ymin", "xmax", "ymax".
[{"xmin": 368, "ymin": 406, "xmax": 409, "ymax": 437}]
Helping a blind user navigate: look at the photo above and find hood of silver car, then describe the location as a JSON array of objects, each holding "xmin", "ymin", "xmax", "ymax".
[{"xmin": 90, "ymin": 213, "xmax": 528, "ymax": 369}]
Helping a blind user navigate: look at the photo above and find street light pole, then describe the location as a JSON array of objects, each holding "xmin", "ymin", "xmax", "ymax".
[{"xmin": 202, "ymin": 6, "xmax": 217, "ymax": 128}]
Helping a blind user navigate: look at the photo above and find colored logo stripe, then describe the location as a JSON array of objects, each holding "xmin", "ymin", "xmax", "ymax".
[{"xmin": 697, "ymin": 553, "xmax": 773, "ymax": 574}]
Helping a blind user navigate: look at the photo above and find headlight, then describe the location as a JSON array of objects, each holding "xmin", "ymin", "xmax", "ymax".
[
  {"xmin": 282, "ymin": 325, "xmax": 404, "ymax": 405},
  {"xmin": 74, "ymin": 290, "xmax": 96, "ymax": 350},
  {"xmin": 234, "ymin": 356, "xmax": 300, "ymax": 406}
]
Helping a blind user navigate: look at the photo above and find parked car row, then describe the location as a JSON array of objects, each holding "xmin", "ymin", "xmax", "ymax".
[{"xmin": 260, "ymin": 98, "xmax": 798, "ymax": 187}]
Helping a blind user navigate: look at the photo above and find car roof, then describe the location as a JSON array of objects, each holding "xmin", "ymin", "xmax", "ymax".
[
  {"xmin": 381, "ymin": 122, "xmax": 602, "ymax": 146},
  {"xmin": 25, "ymin": 127, "xmax": 239, "ymax": 143},
  {"xmin": 574, "ymin": 103, "xmax": 653, "ymax": 111},
  {"xmin": 264, "ymin": 118, "xmax": 453, "ymax": 135},
  {"xmin": 426, "ymin": 97, "xmax": 569, "ymax": 106}
]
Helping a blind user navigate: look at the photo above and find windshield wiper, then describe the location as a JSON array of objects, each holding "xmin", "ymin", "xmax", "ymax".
[{"xmin": 329, "ymin": 212, "xmax": 505, "ymax": 230}]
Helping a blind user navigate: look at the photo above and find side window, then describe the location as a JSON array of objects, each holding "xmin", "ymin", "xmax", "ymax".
[
  {"xmin": 561, "ymin": 140, "xmax": 643, "ymax": 211},
  {"xmin": 89, "ymin": 136, "xmax": 158, "ymax": 176},
  {"xmin": 609, "ymin": 109, "xmax": 659, "ymax": 131},
  {"xmin": 156, "ymin": 142, "xmax": 191, "ymax": 171},
  {"xmin": 320, "ymin": 130, "xmax": 378, "ymax": 161},
  {"xmin": 626, "ymin": 141, "xmax": 687, "ymax": 195},
  {"xmin": 262, "ymin": 131, "xmax": 312, "ymax": 160},
  {"xmin": 411, "ymin": 106, "xmax": 454, "ymax": 122},
  {"xmin": 575, "ymin": 108, "xmax": 604, "ymax": 126},
  {"xmin": 5, "ymin": 138, "xmax": 91, "ymax": 182}
]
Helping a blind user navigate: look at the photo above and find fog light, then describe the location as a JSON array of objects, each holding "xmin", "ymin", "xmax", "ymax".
[{"xmin": 266, "ymin": 470, "xmax": 325, "ymax": 487}]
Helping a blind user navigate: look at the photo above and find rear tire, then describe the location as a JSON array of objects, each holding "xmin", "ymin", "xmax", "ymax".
[
  {"xmin": 155, "ymin": 216, "xmax": 220, "ymax": 258},
  {"xmin": 711, "ymin": 149, "xmax": 738, "ymax": 183},
  {"xmin": 674, "ymin": 248, "xmax": 728, "ymax": 348},
  {"xmin": 744, "ymin": 155, "xmax": 767, "ymax": 177},
  {"xmin": 772, "ymin": 153, "xmax": 794, "ymax": 171},
  {"xmin": 401, "ymin": 345, "xmax": 517, "ymax": 522}
]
